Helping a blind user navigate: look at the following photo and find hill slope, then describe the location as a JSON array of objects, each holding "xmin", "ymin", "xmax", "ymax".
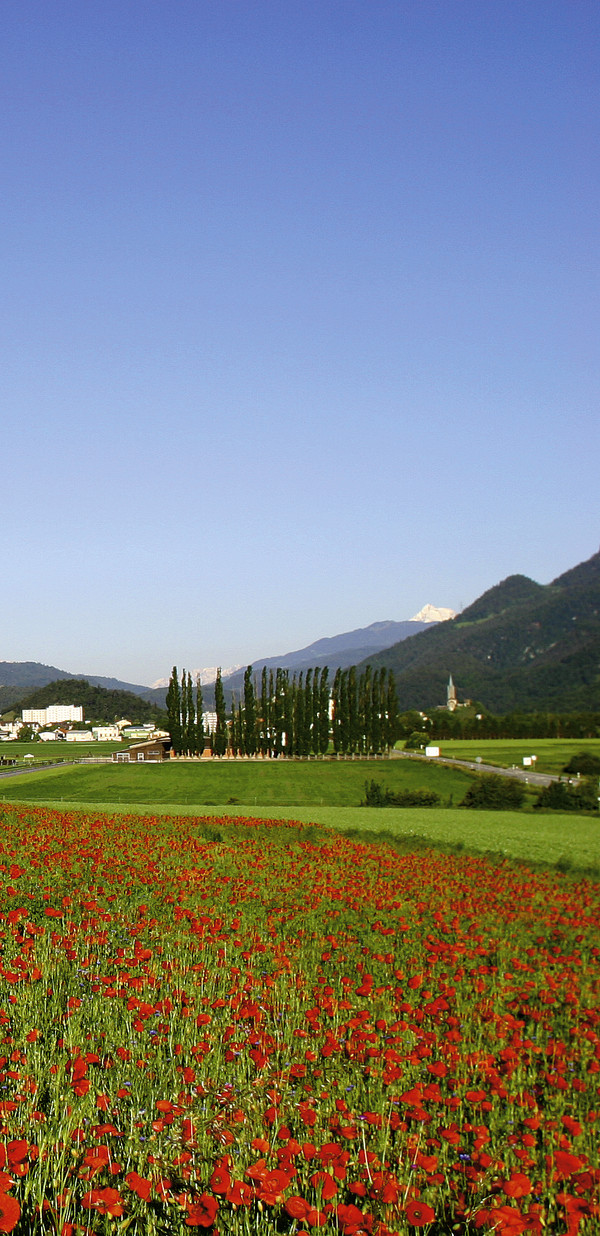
[
  {"xmin": 8, "ymin": 679, "xmax": 167, "ymax": 726},
  {"xmin": 364, "ymin": 550, "xmax": 600, "ymax": 713},
  {"xmin": 0, "ymin": 664, "xmax": 165, "ymax": 715}
]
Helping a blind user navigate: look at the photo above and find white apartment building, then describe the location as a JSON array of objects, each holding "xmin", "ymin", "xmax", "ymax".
[{"xmin": 22, "ymin": 704, "xmax": 84, "ymax": 725}]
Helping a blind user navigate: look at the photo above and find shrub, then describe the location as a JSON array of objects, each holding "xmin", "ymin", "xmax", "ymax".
[
  {"xmin": 404, "ymin": 731, "xmax": 429, "ymax": 750},
  {"xmin": 361, "ymin": 779, "xmax": 440, "ymax": 807},
  {"xmin": 460, "ymin": 773, "xmax": 525, "ymax": 810},
  {"xmin": 534, "ymin": 780, "xmax": 598, "ymax": 813},
  {"xmin": 563, "ymin": 751, "xmax": 600, "ymax": 776}
]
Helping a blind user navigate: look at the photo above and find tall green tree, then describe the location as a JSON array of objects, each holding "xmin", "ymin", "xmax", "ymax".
[
  {"xmin": 259, "ymin": 666, "xmax": 269, "ymax": 757},
  {"xmin": 243, "ymin": 666, "xmax": 257, "ymax": 756},
  {"xmin": 196, "ymin": 675, "xmax": 205, "ymax": 755},
  {"xmin": 180, "ymin": 670, "xmax": 188, "ymax": 755},
  {"xmin": 166, "ymin": 666, "xmax": 182, "ymax": 754},
  {"xmin": 213, "ymin": 668, "xmax": 226, "ymax": 756},
  {"xmin": 273, "ymin": 669, "xmax": 285, "ymax": 756},
  {"xmin": 370, "ymin": 668, "xmax": 383, "ymax": 753},
  {"xmin": 293, "ymin": 674, "xmax": 304, "ymax": 757},
  {"xmin": 185, "ymin": 671, "xmax": 195, "ymax": 755},
  {"xmin": 385, "ymin": 670, "xmax": 400, "ymax": 751},
  {"xmin": 348, "ymin": 667, "xmax": 358, "ymax": 754},
  {"xmin": 303, "ymin": 669, "xmax": 313, "ymax": 755},
  {"xmin": 331, "ymin": 668, "xmax": 341, "ymax": 753},
  {"xmin": 319, "ymin": 666, "xmax": 330, "ymax": 754}
]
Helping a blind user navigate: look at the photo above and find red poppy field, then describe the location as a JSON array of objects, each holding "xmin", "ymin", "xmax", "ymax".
[{"xmin": 0, "ymin": 804, "xmax": 598, "ymax": 1235}]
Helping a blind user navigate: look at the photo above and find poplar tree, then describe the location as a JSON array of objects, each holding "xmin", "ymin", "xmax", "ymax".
[
  {"xmin": 331, "ymin": 668, "xmax": 341, "ymax": 753},
  {"xmin": 185, "ymin": 671, "xmax": 195, "ymax": 756},
  {"xmin": 213, "ymin": 668, "xmax": 226, "ymax": 756},
  {"xmin": 166, "ymin": 666, "xmax": 181, "ymax": 754},
  {"xmin": 348, "ymin": 667, "xmax": 358, "ymax": 754},
  {"xmin": 196, "ymin": 675, "xmax": 205, "ymax": 755},
  {"xmin": 311, "ymin": 667, "xmax": 321, "ymax": 754},
  {"xmin": 301, "ymin": 667, "xmax": 310, "ymax": 751},
  {"xmin": 385, "ymin": 670, "xmax": 400, "ymax": 751},
  {"xmin": 243, "ymin": 666, "xmax": 256, "ymax": 756},
  {"xmin": 319, "ymin": 666, "xmax": 330, "ymax": 754},
  {"xmin": 259, "ymin": 666, "xmax": 269, "ymax": 757},
  {"xmin": 293, "ymin": 674, "xmax": 304, "ymax": 756},
  {"xmin": 339, "ymin": 669, "xmax": 349, "ymax": 754},
  {"xmin": 273, "ymin": 669, "xmax": 285, "ymax": 756},
  {"xmin": 230, "ymin": 696, "xmax": 239, "ymax": 757},
  {"xmin": 370, "ymin": 668, "xmax": 382, "ymax": 753},
  {"xmin": 180, "ymin": 670, "xmax": 188, "ymax": 755}
]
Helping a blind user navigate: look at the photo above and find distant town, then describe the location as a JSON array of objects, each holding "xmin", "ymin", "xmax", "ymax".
[{"xmin": 0, "ymin": 703, "xmax": 217, "ymax": 746}]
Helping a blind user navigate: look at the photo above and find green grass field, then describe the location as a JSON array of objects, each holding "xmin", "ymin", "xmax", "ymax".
[
  {"xmin": 435, "ymin": 737, "xmax": 600, "ymax": 774},
  {"xmin": 0, "ymin": 740, "xmax": 122, "ymax": 764},
  {"xmin": 0, "ymin": 755, "xmax": 474, "ymax": 807}
]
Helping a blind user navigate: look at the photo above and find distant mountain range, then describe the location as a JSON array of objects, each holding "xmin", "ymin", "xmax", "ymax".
[
  {"xmin": 0, "ymin": 604, "xmax": 454, "ymax": 713},
  {"xmin": 217, "ymin": 607, "xmax": 455, "ymax": 695},
  {"xmin": 362, "ymin": 549, "xmax": 600, "ymax": 713},
  {"xmin": 5, "ymin": 548, "xmax": 600, "ymax": 718}
]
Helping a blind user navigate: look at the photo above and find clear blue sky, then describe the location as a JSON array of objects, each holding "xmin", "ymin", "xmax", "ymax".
[{"xmin": 2, "ymin": 1, "xmax": 598, "ymax": 684}]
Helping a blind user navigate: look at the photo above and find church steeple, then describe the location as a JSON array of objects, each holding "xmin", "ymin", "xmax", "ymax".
[{"xmin": 446, "ymin": 674, "xmax": 457, "ymax": 712}]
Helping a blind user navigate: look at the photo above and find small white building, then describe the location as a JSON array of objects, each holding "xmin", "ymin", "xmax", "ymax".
[
  {"xmin": 91, "ymin": 726, "xmax": 122, "ymax": 742},
  {"xmin": 65, "ymin": 730, "xmax": 94, "ymax": 742}
]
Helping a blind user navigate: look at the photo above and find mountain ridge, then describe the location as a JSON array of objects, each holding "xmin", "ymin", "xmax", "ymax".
[
  {"xmin": 0, "ymin": 604, "xmax": 454, "ymax": 712},
  {"xmin": 359, "ymin": 550, "xmax": 600, "ymax": 713}
]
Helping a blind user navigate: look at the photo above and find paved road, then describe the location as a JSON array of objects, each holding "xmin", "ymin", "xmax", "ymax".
[
  {"xmin": 390, "ymin": 750, "xmax": 556, "ymax": 787},
  {"xmin": 0, "ymin": 760, "xmax": 76, "ymax": 780}
]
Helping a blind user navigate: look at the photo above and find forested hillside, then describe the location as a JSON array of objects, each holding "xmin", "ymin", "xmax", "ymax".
[
  {"xmin": 7, "ymin": 679, "xmax": 167, "ymax": 725},
  {"xmin": 364, "ymin": 550, "xmax": 600, "ymax": 712}
]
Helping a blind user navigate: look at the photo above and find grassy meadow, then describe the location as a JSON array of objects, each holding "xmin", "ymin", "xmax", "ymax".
[
  {"xmin": 0, "ymin": 755, "xmax": 474, "ymax": 808},
  {"xmin": 0, "ymin": 740, "xmax": 122, "ymax": 763},
  {"xmin": 436, "ymin": 736, "xmax": 600, "ymax": 774}
]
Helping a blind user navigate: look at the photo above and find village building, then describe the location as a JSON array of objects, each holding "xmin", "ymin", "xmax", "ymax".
[{"xmin": 113, "ymin": 737, "xmax": 171, "ymax": 763}]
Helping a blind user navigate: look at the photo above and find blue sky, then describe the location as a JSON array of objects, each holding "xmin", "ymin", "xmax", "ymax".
[{"xmin": 2, "ymin": 1, "xmax": 598, "ymax": 684}]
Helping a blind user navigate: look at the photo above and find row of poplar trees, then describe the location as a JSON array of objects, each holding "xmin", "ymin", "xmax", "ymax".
[
  {"xmin": 165, "ymin": 667, "xmax": 228, "ymax": 756},
  {"xmin": 166, "ymin": 664, "xmax": 400, "ymax": 757}
]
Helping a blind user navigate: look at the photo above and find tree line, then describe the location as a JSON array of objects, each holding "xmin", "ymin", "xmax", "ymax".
[
  {"xmin": 405, "ymin": 709, "xmax": 600, "ymax": 741},
  {"xmin": 166, "ymin": 664, "xmax": 400, "ymax": 757}
]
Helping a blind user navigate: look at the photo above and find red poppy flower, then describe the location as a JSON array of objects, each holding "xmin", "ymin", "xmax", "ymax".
[
  {"xmin": 81, "ymin": 1188, "xmax": 124, "ymax": 1218},
  {"xmin": 483, "ymin": 1205, "xmax": 528, "ymax": 1235},
  {"xmin": 0, "ymin": 1194, "xmax": 20, "ymax": 1234},
  {"xmin": 285, "ymin": 1196, "xmax": 311, "ymax": 1220},
  {"xmin": 125, "ymin": 1171, "xmax": 152, "ymax": 1201},
  {"xmin": 406, "ymin": 1198, "xmax": 435, "ymax": 1227},
  {"xmin": 186, "ymin": 1194, "xmax": 219, "ymax": 1227},
  {"xmin": 502, "ymin": 1173, "xmax": 532, "ymax": 1199},
  {"xmin": 209, "ymin": 1165, "xmax": 231, "ymax": 1194}
]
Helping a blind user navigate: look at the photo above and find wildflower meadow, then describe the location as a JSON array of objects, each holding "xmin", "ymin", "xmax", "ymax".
[{"xmin": 0, "ymin": 803, "xmax": 597, "ymax": 1234}]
